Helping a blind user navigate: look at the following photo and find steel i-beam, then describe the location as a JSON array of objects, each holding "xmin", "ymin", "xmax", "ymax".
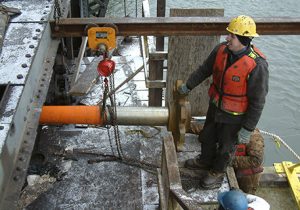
[{"xmin": 50, "ymin": 17, "xmax": 300, "ymax": 37}]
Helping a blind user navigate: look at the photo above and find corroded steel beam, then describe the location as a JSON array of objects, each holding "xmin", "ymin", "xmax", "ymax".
[{"xmin": 50, "ymin": 17, "xmax": 300, "ymax": 37}]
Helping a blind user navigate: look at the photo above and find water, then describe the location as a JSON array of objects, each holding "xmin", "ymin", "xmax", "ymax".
[{"xmin": 107, "ymin": 0, "xmax": 300, "ymax": 166}]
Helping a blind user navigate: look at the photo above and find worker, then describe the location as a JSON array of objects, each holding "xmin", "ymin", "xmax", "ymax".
[
  {"xmin": 178, "ymin": 15, "xmax": 269, "ymax": 189},
  {"xmin": 232, "ymin": 129, "xmax": 264, "ymax": 194},
  {"xmin": 217, "ymin": 189, "xmax": 270, "ymax": 210}
]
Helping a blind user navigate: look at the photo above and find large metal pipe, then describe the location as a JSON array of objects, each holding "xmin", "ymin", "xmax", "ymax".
[
  {"xmin": 39, "ymin": 106, "xmax": 169, "ymax": 126},
  {"xmin": 39, "ymin": 106, "xmax": 105, "ymax": 125},
  {"xmin": 116, "ymin": 106, "xmax": 169, "ymax": 125}
]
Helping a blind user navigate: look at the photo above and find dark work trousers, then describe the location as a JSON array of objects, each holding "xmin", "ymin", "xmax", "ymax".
[{"xmin": 199, "ymin": 115, "xmax": 241, "ymax": 173}]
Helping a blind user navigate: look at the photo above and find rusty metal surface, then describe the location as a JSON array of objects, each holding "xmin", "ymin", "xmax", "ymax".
[{"xmin": 50, "ymin": 17, "xmax": 300, "ymax": 37}]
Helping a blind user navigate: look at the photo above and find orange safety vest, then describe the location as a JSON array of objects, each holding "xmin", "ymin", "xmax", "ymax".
[{"xmin": 208, "ymin": 44, "xmax": 266, "ymax": 115}]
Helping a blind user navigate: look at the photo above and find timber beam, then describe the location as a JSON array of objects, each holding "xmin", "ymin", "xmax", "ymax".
[{"xmin": 50, "ymin": 17, "xmax": 300, "ymax": 37}]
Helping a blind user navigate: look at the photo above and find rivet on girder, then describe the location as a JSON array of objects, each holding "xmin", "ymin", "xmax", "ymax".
[{"xmin": 17, "ymin": 74, "xmax": 23, "ymax": 79}]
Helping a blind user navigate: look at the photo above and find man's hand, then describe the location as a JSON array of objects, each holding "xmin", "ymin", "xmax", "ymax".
[
  {"xmin": 177, "ymin": 83, "xmax": 190, "ymax": 95},
  {"xmin": 237, "ymin": 127, "xmax": 252, "ymax": 144}
]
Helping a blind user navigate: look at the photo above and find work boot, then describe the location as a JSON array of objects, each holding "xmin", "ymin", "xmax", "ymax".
[
  {"xmin": 184, "ymin": 155, "xmax": 211, "ymax": 170},
  {"xmin": 200, "ymin": 170, "xmax": 224, "ymax": 189}
]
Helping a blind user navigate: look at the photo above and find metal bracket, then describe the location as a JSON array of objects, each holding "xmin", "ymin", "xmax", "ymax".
[{"xmin": 168, "ymin": 80, "xmax": 191, "ymax": 151}]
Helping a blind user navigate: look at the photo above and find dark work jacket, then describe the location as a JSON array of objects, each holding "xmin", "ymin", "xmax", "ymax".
[{"xmin": 186, "ymin": 42, "xmax": 269, "ymax": 131}]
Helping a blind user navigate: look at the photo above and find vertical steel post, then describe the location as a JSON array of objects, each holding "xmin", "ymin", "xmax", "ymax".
[{"xmin": 148, "ymin": 0, "xmax": 165, "ymax": 106}]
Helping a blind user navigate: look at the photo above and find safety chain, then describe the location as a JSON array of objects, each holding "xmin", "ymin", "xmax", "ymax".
[
  {"xmin": 100, "ymin": 76, "xmax": 122, "ymax": 158},
  {"xmin": 106, "ymin": 123, "xmax": 115, "ymax": 156},
  {"xmin": 101, "ymin": 78, "xmax": 109, "ymax": 118},
  {"xmin": 53, "ymin": 0, "xmax": 62, "ymax": 23},
  {"xmin": 108, "ymin": 74, "xmax": 124, "ymax": 159},
  {"xmin": 96, "ymin": 57, "xmax": 159, "ymax": 172},
  {"xmin": 259, "ymin": 129, "xmax": 300, "ymax": 161}
]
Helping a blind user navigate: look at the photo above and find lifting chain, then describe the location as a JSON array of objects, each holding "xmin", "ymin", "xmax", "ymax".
[
  {"xmin": 101, "ymin": 78, "xmax": 109, "ymax": 118},
  {"xmin": 100, "ymin": 72, "xmax": 124, "ymax": 159},
  {"xmin": 53, "ymin": 0, "xmax": 62, "ymax": 23},
  {"xmin": 105, "ymin": 74, "xmax": 159, "ymax": 172},
  {"xmin": 97, "ymin": 59, "xmax": 158, "ymax": 173},
  {"xmin": 98, "ymin": 76, "xmax": 115, "ymax": 157},
  {"xmin": 106, "ymin": 123, "xmax": 115, "ymax": 156},
  {"xmin": 108, "ymin": 74, "xmax": 124, "ymax": 159}
]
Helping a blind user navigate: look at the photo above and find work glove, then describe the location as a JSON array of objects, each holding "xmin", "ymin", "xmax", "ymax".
[
  {"xmin": 237, "ymin": 127, "xmax": 252, "ymax": 144},
  {"xmin": 189, "ymin": 121, "xmax": 203, "ymax": 134},
  {"xmin": 177, "ymin": 83, "xmax": 190, "ymax": 95}
]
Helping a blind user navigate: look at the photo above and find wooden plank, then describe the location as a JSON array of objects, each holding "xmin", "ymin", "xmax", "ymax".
[
  {"xmin": 166, "ymin": 9, "xmax": 224, "ymax": 116},
  {"xmin": 70, "ymin": 36, "xmax": 88, "ymax": 87},
  {"xmin": 170, "ymin": 188, "xmax": 203, "ymax": 210},
  {"xmin": 164, "ymin": 133, "xmax": 182, "ymax": 187},
  {"xmin": 157, "ymin": 168, "xmax": 167, "ymax": 210},
  {"xmin": 69, "ymin": 56, "xmax": 101, "ymax": 96},
  {"xmin": 70, "ymin": 56, "xmax": 144, "ymax": 96},
  {"xmin": 163, "ymin": 133, "xmax": 182, "ymax": 209},
  {"xmin": 161, "ymin": 137, "xmax": 170, "ymax": 209},
  {"xmin": 226, "ymin": 167, "xmax": 240, "ymax": 189}
]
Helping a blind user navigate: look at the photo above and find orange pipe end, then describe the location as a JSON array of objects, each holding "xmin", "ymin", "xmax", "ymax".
[{"xmin": 39, "ymin": 106, "xmax": 106, "ymax": 125}]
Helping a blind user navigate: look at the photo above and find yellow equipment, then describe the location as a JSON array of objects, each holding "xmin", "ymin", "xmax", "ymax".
[
  {"xmin": 87, "ymin": 27, "xmax": 116, "ymax": 51},
  {"xmin": 226, "ymin": 15, "xmax": 259, "ymax": 37},
  {"xmin": 274, "ymin": 161, "xmax": 300, "ymax": 209}
]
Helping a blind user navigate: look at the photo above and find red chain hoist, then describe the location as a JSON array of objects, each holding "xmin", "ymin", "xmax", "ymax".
[
  {"xmin": 97, "ymin": 57, "xmax": 115, "ymax": 78},
  {"xmin": 97, "ymin": 51, "xmax": 116, "ymax": 118},
  {"xmin": 87, "ymin": 26, "xmax": 124, "ymax": 159}
]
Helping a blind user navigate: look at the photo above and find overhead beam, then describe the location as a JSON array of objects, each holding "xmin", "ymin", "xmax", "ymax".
[{"xmin": 50, "ymin": 17, "xmax": 300, "ymax": 37}]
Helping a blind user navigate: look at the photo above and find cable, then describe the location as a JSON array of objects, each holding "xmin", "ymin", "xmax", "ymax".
[
  {"xmin": 123, "ymin": 0, "xmax": 127, "ymax": 17},
  {"xmin": 259, "ymin": 129, "xmax": 300, "ymax": 161}
]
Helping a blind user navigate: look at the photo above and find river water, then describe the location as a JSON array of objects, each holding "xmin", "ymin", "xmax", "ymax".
[{"xmin": 107, "ymin": 0, "xmax": 300, "ymax": 166}]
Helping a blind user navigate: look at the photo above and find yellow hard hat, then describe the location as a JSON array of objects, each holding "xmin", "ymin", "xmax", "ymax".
[{"xmin": 226, "ymin": 15, "xmax": 259, "ymax": 37}]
